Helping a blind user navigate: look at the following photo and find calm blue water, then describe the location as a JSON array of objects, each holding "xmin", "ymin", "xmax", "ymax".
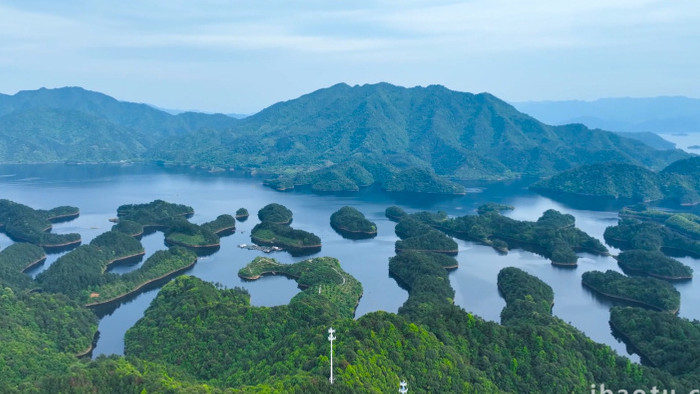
[{"xmin": 1, "ymin": 163, "xmax": 698, "ymax": 362}]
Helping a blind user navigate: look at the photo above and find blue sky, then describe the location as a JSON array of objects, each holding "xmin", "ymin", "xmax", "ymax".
[{"xmin": 1, "ymin": 0, "xmax": 698, "ymax": 113}]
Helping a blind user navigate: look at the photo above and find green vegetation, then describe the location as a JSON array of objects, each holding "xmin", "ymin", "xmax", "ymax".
[
  {"xmin": 582, "ymin": 270, "xmax": 680, "ymax": 313},
  {"xmin": 257, "ymin": 203, "xmax": 293, "ymax": 224},
  {"xmin": 620, "ymin": 206, "xmax": 700, "ymax": 239},
  {"xmin": 385, "ymin": 205, "xmax": 407, "ymax": 222},
  {"xmin": 477, "ymin": 202, "xmax": 514, "ymax": 215},
  {"xmin": 235, "ymin": 207, "xmax": 249, "ymax": 220},
  {"xmin": 617, "ymin": 250, "xmax": 693, "ymax": 280},
  {"xmin": 330, "ymin": 206, "xmax": 377, "ymax": 239},
  {"xmin": 406, "ymin": 205, "xmax": 607, "ymax": 265},
  {"xmin": 250, "ymin": 221, "xmax": 321, "ymax": 255},
  {"xmin": 90, "ymin": 230, "xmax": 145, "ymax": 266},
  {"xmin": 383, "ymin": 167, "xmax": 466, "ymax": 194},
  {"xmin": 497, "ymin": 267, "xmax": 553, "ymax": 325},
  {"xmin": 165, "ymin": 218, "xmax": 220, "ymax": 248},
  {"xmin": 604, "ymin": 219, "xmax": 700, "ymax": 257},
  {"xmin": 201, "ymin": 214, "xmax": 236, "ymax": 235},
  {"xmin": 85, "ymin": 247, "xmax": 197, "ymax": 306},
  {"xmin": 239, "ymin": 256, "xmax": 362, "ymax": 317},
  {"xmin": 0, "ymin": 288, "xmax": 98, "ymax": 391},
  {"xmin": 0, "ymin": 86, "xmax": 238, "ymax": 164},
  {"xmin": 116, "ymin": 199, "xmax": 194, "ymax": 228},
  {"xmin": 149, "ymin": 83, "xmax": 687, "ymax": 193},
  {"xmin": 532, "ymin": 158, "xmax": 700, "ymax": 206},
  {"xmin": 110, "ymin": 219, "xmax": 144, "ymax": 237},
  {"xmin": 610, "ymin": 307, "xmax": 700, "ymax": 377},
  {"xmin": 0, "ymin": 243, "xmax": 45, "ymax": 290},
  {"xmin": 45, "ymin": 205, "xmax": 80, "ymax": 222},
  {"xmin": 395, "ymin": 217, "xmax": 458, "ymax": 254},
  {"xmin": 0, "ymin": 199, "xmax": 81, "ymax": 248}
]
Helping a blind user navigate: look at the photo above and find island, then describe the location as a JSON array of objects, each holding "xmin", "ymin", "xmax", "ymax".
[
  {"xmin": 385, "ymin": 205, "xmax": 408, "ymax": 222},
  {"xmin": 202, "ymin": 214, "xmax": 236, "ymax": 236},
  {"xmin": 250, "ymin": 221, "xmax": 321, "ymax": 256},
  {"xmin": 401, "ymin": 205, "xmax": 608, "ymax": 266},
  {"xmin": 604, "ymin": 218, "xmax": 700, "ymax": 257},
  {"xmin": 616, "ymin": 250, "xmax": 693, "ymax": 281},
  {"xmin": 116, "ymin": 199, "xmax": 194, "ymax": 230},
  {"xmin": 235, "ymin": 207, "xmax": 249, "ymax": 221},
  {"xmin": 531, "ymin": 157, "xmax": 700, "ymax": 206},
  {"xmin": 619, "ymin": 207, "xmax": 700, "ymax": 240},
  {"xmin": 90, "ymin": 230, "xmax": 146, "ymax": 268},
  {"xmin": 238, "ymin": 256, "xmax": 362, "ymax": 317},
  {"xmin": 84, "ymin": 247, "xmax": 197, "ymax": 307},
  {"xmin": 582, "ymin": 270, "xmax": 680, "ymax": 313},
  {"xmin": 0, "ymin": 199, "xmax": 82, "ymax": 250},
  {"xmin": 689, "ymin": 145, "xmax": 700, "ymax": 150},
  {"xmin": 164, "ymin": 218, "xmax": 221, "ymax": 250},
  {"xmin": 329, "ymin": 206, "xmax": 377, "ymax": 239},
  {"xmin": 394, "ymin": 217, "xmax": 458, "ymax": 254},
  {"xmin": 257, "ymin": 203, "xmax": 293, "ymax": 225},
  {"xmin": 111, "ymin": 219, "xmax": 144, "ymax": 238}
]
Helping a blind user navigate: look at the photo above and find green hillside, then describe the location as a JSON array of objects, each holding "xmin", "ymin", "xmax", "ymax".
[
  {"xmin": 0, "ymin": 87, "xmax": 238, "ymax": 163},
  {"xmin": 150, "ymin": 83, "xmax": 688, "ymax": 192},
  {"xmin": 532, "ymin": 158, "xmax": 700, "ymax": 205}
]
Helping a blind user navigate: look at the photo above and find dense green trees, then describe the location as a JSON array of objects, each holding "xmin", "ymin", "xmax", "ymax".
[
  {"xmin": 582, "ymin": 270, "xmax": 680, "ymax": 312},
  {"xmin": 235, "ymin": 207, "xmax": 249, "ymax": 220},
  {"xmin": 330, "ymin": 206, "xmax": 377, "ymax": 239},
  {"xmin": 610, "ymin": 307, "xmax": 700, "ymax": 378},
  {"xmin": 400, "ymin": 205, "xmax": 607, "ymax": 265},
  {"xmin": 165, "ymin": 217, "xmax": 221, "ymax": 248},
  {"xmin": 257, "ymin": 203, "xmax": 293, "ymax": 224},
  {"xmin": 251, "ymin": 221, "xmax": 321, "ymax": 255},
  {"xmin": 617, "ymin": 250, "xmax": 693, "ymax": 280},
  {"xmin": 116, "ymin": 199, "xmax": 194, "ymax": 228},
  {"xmin": 0, "ymin": 243, "xmax": 45, "ymax": 290},
  {"xmin": 604, "ymin": 219, "xmax": 700, "ymax": 257},
  {"xmin": 532, "ymin": 159, "xmax": 700, "ymax": 206},
  {"xmin": 0, "ymin": 199, "xmax": 81, "ymax": 248}
]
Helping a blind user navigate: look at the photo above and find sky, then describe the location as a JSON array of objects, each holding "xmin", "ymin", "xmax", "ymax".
[{"xmin": 1, "ymin": 0, "xmax": 699, "ymax": 114}]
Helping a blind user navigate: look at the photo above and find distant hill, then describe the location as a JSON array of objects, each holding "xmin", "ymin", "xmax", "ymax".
[
  {"xmin": 151, "ymin": 83, "xmax": 688, "ymax": 191},
  {"xmin": 0, "ymin": 87, "xmax": 239, "ymax": 163},
  {"xmin": 0, "ymin": 84, "xmax": 690, "ymax": 193},
  {"xmin": 532, "ymin": 156, "xmax": 700, "ymax": 206},
  {"xmin": 513, "ymin": 96, "xmax": 700, "ymax": 134}
]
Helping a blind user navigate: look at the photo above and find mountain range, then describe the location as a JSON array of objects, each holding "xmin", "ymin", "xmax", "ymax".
[{"xmin": 0, "ymin": 84, "xmax": 691, "ymax": 193}]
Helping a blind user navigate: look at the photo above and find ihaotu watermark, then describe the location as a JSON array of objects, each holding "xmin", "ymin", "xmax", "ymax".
[{"xmin": 591, "ymin": 384, "xmax": 699, "ymax": 394}]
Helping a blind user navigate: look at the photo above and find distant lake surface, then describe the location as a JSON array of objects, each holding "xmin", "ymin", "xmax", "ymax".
[
  {"xmin": 658, "ymin": 132, "xmax": 700, "ymax": 153},
  {"xmin": 2, "ymin": 164, "xmax": 699, "ymax": 362}
]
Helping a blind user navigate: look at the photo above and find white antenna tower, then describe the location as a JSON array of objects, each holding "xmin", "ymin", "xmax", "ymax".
[
  {"xmin": 328, "ymin": 327, "xmax": 336, "ymax": 384},
  {"xmin": 399, "ymin": 380, "xmax": 408, "ymax": 393}
]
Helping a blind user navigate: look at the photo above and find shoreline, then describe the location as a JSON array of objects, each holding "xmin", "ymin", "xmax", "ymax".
[
  {"xmin": 21, "ymin": 255, "xmax": 48, "ymax": 272},
  {"xmin": 85, "ymin": 257, "xmax": 197, "ymax": 308},
  {"xmin": 581, "ymin": 281, "xmax": 678, "ymax": 314}
]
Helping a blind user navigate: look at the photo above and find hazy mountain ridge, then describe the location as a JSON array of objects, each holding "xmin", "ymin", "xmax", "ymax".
[
  {"xmin": 0, "ymin": 87, "xmax": 239, "ymax": 163},
  {"xmin": 513, "ymin": 96, "xmax": 700, "ymax": 134}
]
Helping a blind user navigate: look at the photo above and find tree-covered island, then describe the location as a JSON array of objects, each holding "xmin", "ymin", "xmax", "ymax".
[
  {"xmin": 616, "ymin": 250, "xmax": 693, "ymax": 281},
  {"xmin": 604, "ymin": 218, "xmax": 700, "ymax": 257},
  {"xmin": 329, "ymin": 206, "xmax": 377, "ymax": 239},
  {"xmin": 0, "ymin": 199, "xmax": 81, "ymax": 249},
  {"xmin": 388, "ymin": 205, "xmax": 607, "ymax": 265},
  {"xmin": 531, "ymin": 157, "xmax": 700, "ymax": 206},
  {"xmin": 582, "ymin": 270, "xmax": 680, "ymax": 313}
]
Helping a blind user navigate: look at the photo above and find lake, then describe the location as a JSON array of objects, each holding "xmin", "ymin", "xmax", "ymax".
[{"xmin": 1, "ymin": 163, "xmax": 698, "ymax": 363}]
